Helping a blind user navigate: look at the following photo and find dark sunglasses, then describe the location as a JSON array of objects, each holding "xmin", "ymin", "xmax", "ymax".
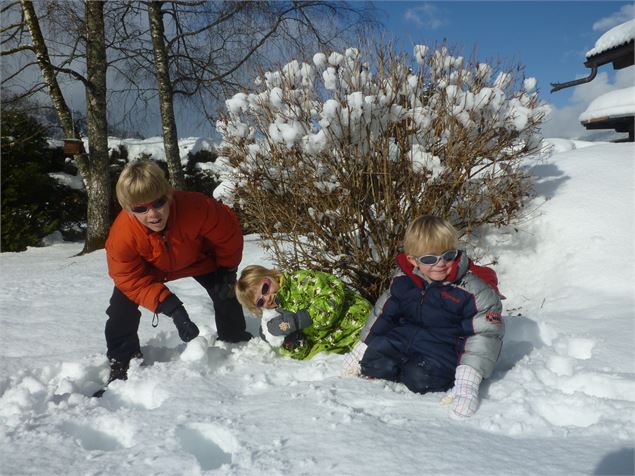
[
  {"xmin": 130, "ymin": 196, "xmax": 168, "ymax": 214},
  {"xmin": 255, "ymin": 278, "xmax": 272, "ymax": 308},
  {"xmin": 415, "ymin": 249, "xmax": 459, "ymax": 266}
]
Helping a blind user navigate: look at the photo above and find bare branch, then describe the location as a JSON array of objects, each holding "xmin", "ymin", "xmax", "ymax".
[
  {"xmin": 0, "ymin": 44, "xmax": 33, "ymax": 55},
  {"xmin": 1, "ymin": 1, "xmax": 21, "ymax": 14}
]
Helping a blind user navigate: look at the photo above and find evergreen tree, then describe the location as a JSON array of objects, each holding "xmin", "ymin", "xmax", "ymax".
[{"xmin": 1, "ymin": 111, "xmax": 60, "ymax": 251}]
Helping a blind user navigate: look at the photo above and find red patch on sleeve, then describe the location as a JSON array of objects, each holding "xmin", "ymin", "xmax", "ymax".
[{"xmin": 485, "ymin": 311, "xmax": 502, "ymax": 324}]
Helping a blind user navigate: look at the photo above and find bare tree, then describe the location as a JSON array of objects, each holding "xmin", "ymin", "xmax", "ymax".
[
  {"xmin": 9, "ymin": 0, "xmax": 111, "ymax": 253},
  {"xmin": 83, "ymin": 1, "xmax": 111, "ymax": 252},
  {"xmin": 116, "ymin": 1, "xmax": 376, "ymax": 188},
  {"xmin": 147, "ymin": 0, "xmax": 184, "ymax": 188},
  {"xmin": 16, "ymin": 1, "xmax": 75, "ymax": 134}
]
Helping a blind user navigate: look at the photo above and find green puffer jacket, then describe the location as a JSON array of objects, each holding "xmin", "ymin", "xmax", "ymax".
[{"xmin": 275, "ymin": 269, "xmax": 372, "ymax": 360}]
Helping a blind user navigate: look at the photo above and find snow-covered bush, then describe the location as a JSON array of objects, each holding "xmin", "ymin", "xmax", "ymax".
[{"xmin": 216, "ymin": 45, "xmax": 549, "ymax": 300}]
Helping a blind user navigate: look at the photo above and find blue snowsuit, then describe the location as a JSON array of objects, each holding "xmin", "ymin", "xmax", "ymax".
[{"xmin": 360, "ymin": 252, "xmax": 504, "ymax": 394}]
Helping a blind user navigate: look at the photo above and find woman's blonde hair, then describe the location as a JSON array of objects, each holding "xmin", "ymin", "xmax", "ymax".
[
  {"xmin": 235, "ymin": 265, "xmax": 283, "ymax": 317},
  {"xmin": 403, "ymin": 215, "xmax": 459, "ymax": 256},
  {"xmin": 116, "ymin": 160, "xmax": 173, "ymax": 209}
]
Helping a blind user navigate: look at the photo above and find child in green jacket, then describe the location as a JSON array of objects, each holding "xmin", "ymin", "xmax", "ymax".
[{"xmin": 236, "ymin": 265, "xmax": 371, "ymax": 360}]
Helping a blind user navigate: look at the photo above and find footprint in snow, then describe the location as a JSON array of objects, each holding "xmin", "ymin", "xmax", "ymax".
[
  {"xmin": 175, "ymin": 423, "xmax": 239, "ymax": 470},
  {"xmin": 60, "ymin": 420, "xmax": 134, "ymax": 451}
]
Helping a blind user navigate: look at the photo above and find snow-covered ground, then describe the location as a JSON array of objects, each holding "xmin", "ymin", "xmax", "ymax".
[{"xmin": 0, "ymin": 140, "xmax": 633, "ymax": 475}]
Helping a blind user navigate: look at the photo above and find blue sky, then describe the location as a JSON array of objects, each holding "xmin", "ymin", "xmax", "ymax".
[{"xmin": 377, "ymin": 1, "xmax": 634, "ymax": 137}]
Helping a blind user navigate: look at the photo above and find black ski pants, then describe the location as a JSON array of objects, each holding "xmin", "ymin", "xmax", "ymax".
[
  {"xmin": 360, "ymin": 345, "xmax": 453, "ymax": 395},
  {"xmin": 105, "ymin": 270, "xmax": 247, "ymax": 363}
]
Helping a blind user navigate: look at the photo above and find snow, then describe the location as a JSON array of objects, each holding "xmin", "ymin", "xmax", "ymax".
[
  {"xmin": 106, "ymin": 136, "xmax": 216, "ymax": 164},
  {"xmin": 579, "ymin": 86, "xmax": 635, "ymax": 122},
  {"xmin": 48, "ymin": 171, "xmax": 85, "ymax": 191},
  {"xmin": 1, "ymin": 140, "xmax": 634, "ymax": 475},
  {"xmin": 48, "ymin": 136, "xmax": 218, "ymax": 192},
  {"xmin": 586, "ymin": 18, "xmax": 635, "ymax": 58}
]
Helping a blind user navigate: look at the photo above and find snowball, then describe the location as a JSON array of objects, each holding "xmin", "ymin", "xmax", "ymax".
[
  {"xmin": 323, "ymin": 67, "xmax": 338, "ymax": 90},
  {"xmin": 445, "ymin": 85, "xmax": 459, "ymax": 102},
  {"xmin": 299, "ymin": 62, "xmax": 316, "ymax": 87},
  {"xmin": 302, "ymin": 130, "xmax": 327, "ymax": 155},
  {"xmin": 475, "ymin": 88, "xmax": 494, "ymax": 107},
  {"xmin": 270, "ymin": 87, "xmax": 284, "ymax": 108},
  {"xmin": 506, "ymin": 98, "xmax": 530, "ymax": 130},
  {"xmin": 524, "ymin": 77, "xmax": 537, "ymax": 92},
  {"xmin": 407, "ymin": 74, "xmax": 418, "ymax": 91},
  {"xmin": 494, "ymin": 72, "xmax": 511, "ymax": 89},
  {"xmin": 180, "ymin": 336, "xmax": 209, "ymax": 361},
  {"xmin": 389, "ymin": 104, "xmax": 406, "ymax": 121},
  {"xmin": 414, "ymin": 44, "xmax": 428, "ymax": 65},
  {"xmin": 313, "ymin": 52, "xmax": 327, "ymax": 68},
  {"xmin": 328, "ymin": 52, "xmax": 344, "ymax": 66},
  {"xmin": 409, "ymin": 145, "xmax": 444, "ymax": 178},
  {"xmin": 476, "ymin": 63, "xmax": 492, "ymax": 80},
  {"xmin": 225, "ymin": 93, "xmax": 248, "ymax": 114},
  {"xmin": 264, "ymin": 70, "xmax": 282, "ymax": 88},
  {"xmin": 321, "ymin": 99, "xmax": 341, "ymax": 121},
  {"xmin": 412, "ymin": 106, "xmax": 432, "ymax": 129},
  {"xmin": 268, "ymin": 121, "xmax": 302, "ymax": 148},
  {"xmin": 282, "ymin": 60, "xmax": 300, "ymax": 76},
  {"xmin": 347, "ymin": 91, "xmax": 364, "ymax": 109},
  {"xmin": 345, "ymin": 48, "xmax": 360, "ymax": 59}
]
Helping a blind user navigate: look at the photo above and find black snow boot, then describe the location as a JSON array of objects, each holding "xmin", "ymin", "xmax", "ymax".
[
  {"xmin": 107, "ymin": 360, "xmax": 129, "ymax": 384},
  {"xmin": 107, "ymin": 351, "xmax": 144, "ymax": 384}
]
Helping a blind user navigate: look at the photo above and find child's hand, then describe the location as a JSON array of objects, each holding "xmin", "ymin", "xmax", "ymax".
[
  {"xmin": 266, "ymin": 309, "xmax": 312, "ymax": 336},
  {"xmin": 441, "ymin": 365, "xmax": 483, "ymax": 418},
  {"xmin": 342, "ymin": 341, "xmax": 368, "ymax": 376}
]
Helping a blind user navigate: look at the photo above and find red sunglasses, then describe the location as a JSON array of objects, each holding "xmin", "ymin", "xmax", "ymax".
[
  {"xmin": 130, "ymin": 196, "xmax": 168, "ymax": 214},
  {"xmin": 255, "ymin": 278, "xmax": 272, "ymax": 308}
]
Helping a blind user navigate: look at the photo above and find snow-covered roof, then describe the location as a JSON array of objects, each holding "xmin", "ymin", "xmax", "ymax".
[
  {"xmin": 586, "ymin": 19, "xmax": 635, "ymax": 58},
  {"xmin": 579, "ymin": 86, "xmax": 635, "ymax": 122}
]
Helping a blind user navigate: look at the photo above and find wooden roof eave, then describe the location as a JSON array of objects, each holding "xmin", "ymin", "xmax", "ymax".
[
  {"xmin": 551, "ymin": 40, "xmax": 634, "ymax": 93},
  {"xmin": 584, "ymin": 39, "xmax": 634, "ymax": 70}
]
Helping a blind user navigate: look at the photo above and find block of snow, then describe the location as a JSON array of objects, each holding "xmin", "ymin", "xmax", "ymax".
[
  {"xmin": 579, "ymin": 86, "xmax": 635, "ymax": 122},
  {"xmin": 586, "ymin": 19, "xmax": 635, "ymax": 58}
]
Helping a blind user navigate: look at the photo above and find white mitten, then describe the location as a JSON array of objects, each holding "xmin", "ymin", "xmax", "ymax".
[
  {"xmin": 342, "ymin": 341, "xmax": 368, "ymax": 376},
  {"xmin": 444, "ymin": 365, "xmax": 483, "ymax": 418}
]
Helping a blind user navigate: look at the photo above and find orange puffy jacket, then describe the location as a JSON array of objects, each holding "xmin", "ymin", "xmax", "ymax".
[{"xmin": 105, "ymin": 191, "xmax": 243, "ymax": 312}]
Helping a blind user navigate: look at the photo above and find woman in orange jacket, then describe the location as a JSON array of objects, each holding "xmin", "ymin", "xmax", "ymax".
[{"xmin": 103, "ymin": 160, "xmax": 250, "ymax": 384}]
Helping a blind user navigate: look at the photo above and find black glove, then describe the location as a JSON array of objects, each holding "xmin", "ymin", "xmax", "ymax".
[
  {"xmin": 158, "ymin": 295, "xmax": 200, "ymax": 342},
  {"xmin": 266, "ymin": 309, "xmax": 312, "ymax": 336},
  {"xmin": 282, "ymin": 331, "xmax": 306, "ymax": 351},
  {"xmin": 212, "ymin": 267, "xmax": 238, "ymax": 300}
]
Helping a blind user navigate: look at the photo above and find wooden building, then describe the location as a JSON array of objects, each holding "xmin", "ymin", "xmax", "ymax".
[{"xmin": 551, "ymin": 19, "xmax": 634, "ymax": 141}]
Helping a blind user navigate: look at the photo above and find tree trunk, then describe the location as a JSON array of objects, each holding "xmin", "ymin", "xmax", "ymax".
[
  {"xmin": 20, "ymin": 0, "xmax": 87, "ymax": 177},
  {"xmin": 21, "ymin": 0, "xmax": 111, "ymax": 252},
  {"xmin": 148, "ymin": 0, "xmax": 185, "ymax": 190},
  {"xmin": 83, "ymin": 0, "xmax": 111, "ymax": 253}
]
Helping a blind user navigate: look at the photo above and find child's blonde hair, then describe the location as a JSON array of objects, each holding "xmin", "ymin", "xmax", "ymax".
[
  {"xmin": 116, "ymin": 160, "xmax": 173, "ymax": 209},
  {"xmin": 235, "ymin": 265, "xmax": 283, "ymax": 317},
  {"xmin": 403, "ymin": 215, "xmax": 459, "ymax": 256}
]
